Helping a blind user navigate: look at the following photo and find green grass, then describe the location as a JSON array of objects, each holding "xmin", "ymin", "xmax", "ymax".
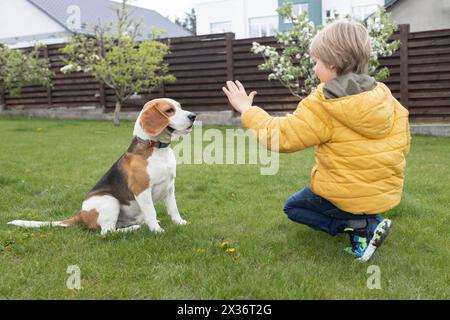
[{"xmin": 0, "ymin": 116, "xmax": 449, "ymax": 299}]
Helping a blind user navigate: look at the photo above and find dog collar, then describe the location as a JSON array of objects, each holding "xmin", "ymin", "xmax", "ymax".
[
  {"xmin": 135, "ymin": 137, "xmax": 170, "ymax": 149},
  {"xmin": 148, "ymin": 140, "xmax": 170, "ymax": 149}
]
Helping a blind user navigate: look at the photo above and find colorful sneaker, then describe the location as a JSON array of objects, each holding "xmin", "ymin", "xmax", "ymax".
[
  {"xmin": 343, "ymin": 233, "xmax": 368, "ymax": 258},
  {"xmin": 344, "ymin": 217, "xmax": 393, "ymax": 262}
]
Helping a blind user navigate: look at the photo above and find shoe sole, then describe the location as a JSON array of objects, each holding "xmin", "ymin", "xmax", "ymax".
[{"xmin": 357, "ymin": 219, "xmax": 392, "ymax": 262}]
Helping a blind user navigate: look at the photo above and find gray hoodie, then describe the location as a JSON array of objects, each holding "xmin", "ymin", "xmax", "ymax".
[{"xmin": 323, "ymin": 73, "xmax": 377, "ymax": 99}]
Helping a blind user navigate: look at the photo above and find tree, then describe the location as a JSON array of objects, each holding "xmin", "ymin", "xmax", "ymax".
[
  {"xmin": 61, "ymin": 0, "xmax": 175, "ymax": 126},
  {"xmin": 0, "ymin": 44, "xmax": 52, "ymax": 111},
  {"xmin": 175, "ymin": 8, "xmax": 197, "ymax": 35},
  {"xmin": 251, "ymin": 3, "xmax": 400, "ymax": 98}
]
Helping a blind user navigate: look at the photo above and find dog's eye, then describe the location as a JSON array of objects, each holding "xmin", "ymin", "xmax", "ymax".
[{"xmin": 165, "ymin": 108, "xmax": 175, "ymax": 114}]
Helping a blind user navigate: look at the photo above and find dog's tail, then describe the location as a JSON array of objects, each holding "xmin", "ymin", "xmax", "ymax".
[{"xmin": 7, "ymin": 214, "xmax": 82, "ymax": 229}]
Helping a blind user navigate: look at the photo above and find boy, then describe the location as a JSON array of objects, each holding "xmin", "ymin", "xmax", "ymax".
[{"xmin": 222, "ymin": 21, "xmax": 410, "ymax": 261}]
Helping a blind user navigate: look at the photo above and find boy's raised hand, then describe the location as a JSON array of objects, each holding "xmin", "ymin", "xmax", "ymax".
[{"xmin": 222, "ymin": 80, "xmax": 257, "ymax": 114}]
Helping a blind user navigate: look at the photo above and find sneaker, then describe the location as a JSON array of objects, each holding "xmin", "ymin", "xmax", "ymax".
[
  {"xmin": 344, "ymin": 217, "xmax": 393, "ymax": 262},
  {"xmin": 343, "ymin": 233, "xmax": 368, "ymax": 258}
]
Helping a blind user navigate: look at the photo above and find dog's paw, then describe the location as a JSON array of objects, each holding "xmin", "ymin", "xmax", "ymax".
[
  {"xmin": 173, "ymin": 218, "xmax": 187, "ymax": 225},
  {"xmin": 148, "ymin": 224, "xmax": 165, "ymax": 233}
]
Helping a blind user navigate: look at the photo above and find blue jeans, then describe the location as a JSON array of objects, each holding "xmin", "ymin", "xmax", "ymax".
[{"xmin": 283, "ymin": 186, "xmax": 379, "ymax": 236}]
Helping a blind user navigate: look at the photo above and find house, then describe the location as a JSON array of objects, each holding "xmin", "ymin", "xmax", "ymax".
[
  {"xmin": 385, "ymin": 0, "xmax": 450, "ymax": 32},
  {"xmin": 195, "ymin": 0, "xmax": 279, "ymax": 39},
  {"xmin": 0, "ymin": 0, "xmax": 191, "ymax": 47},
  {"xmin": 279, "ymin": 0, "xmax": 388, "ymax": 30},
  {"xmin": 195, "ymin": 0, "xmax": 390, "ymax": 39}
]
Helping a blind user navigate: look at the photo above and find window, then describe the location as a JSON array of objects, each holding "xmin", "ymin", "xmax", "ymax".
[
  {"xmin": 352, "ymin": 4, "xmax": 378, "ymax": 20},
  {"xmin": 210, "ymin": 21, "xmax": 232, "ymax": 34},
  {"xmin": 284, "ymin": 3, "xmax": 309, "ymax": 23},
  {"xmin": 249, "ymin": 16, "xmax": 278, "ymax": 37},
  {"xmin": 293, "ymin": 3, "xmax": 309, "ymax": 16}
]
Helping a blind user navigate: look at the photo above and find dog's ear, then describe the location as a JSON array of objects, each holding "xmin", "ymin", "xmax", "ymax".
[{"xmin": 140, "ymin": 100, "xmax": 170, "ymax": 136}]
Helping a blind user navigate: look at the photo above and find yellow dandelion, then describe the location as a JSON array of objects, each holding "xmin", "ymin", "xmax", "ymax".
[
  {"xmin": 220, "ymin": 241, "xmax": 230, "ymax": 249},
  {"xmin": 226, "ymin": 247, "xmax": 236, "ymax": 254},
  {"xmin": 196, "ymin": 248, "xmax": 206, "ymax": 253},
  {"xmin": 36, "ymin": 128, "xmax": 43, "ymax": 132}
]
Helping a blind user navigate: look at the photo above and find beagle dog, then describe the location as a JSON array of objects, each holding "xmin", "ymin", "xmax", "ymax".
[{"xmin": 8, "ymin": 98, "xmax": 196, "ymax": 235}]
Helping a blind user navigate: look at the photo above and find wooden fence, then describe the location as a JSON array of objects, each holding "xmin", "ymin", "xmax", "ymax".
[{"xmin": 2, "ymin": 24, "xmax": 450, "ymax": 122}]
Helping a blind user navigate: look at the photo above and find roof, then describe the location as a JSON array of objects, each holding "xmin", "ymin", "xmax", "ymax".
[
  {"xmin": 363, "ymin": 0, "xmax": 404, "ymax": 20},
  {"xmin": 27, "ymin": 0, "xmax": 191, "ymax": 39},
  {"xmin": 385, "ymin": 0, "xmax": 404, "ymax": 10}
]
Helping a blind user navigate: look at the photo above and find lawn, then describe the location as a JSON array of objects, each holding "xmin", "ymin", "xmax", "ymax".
[{"xmin": 0, "ymin": 116, "xmax": 449, "ymax": 299}]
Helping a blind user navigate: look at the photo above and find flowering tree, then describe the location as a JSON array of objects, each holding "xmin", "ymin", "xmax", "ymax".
[
  {"xmin": 251, "ymin": 3, "xmax": 400, "ymax": 98},
  {"xmin": 61, "ymin": 0, "xmax": 175, "ymax": 126},
  {"xmin": 0, "ymin": 45, "xmax": 52, "ymax": 111}
]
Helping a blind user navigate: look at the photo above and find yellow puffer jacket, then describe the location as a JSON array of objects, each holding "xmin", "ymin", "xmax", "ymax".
[{"xmin": 241, "ymin": 82, "xmax": 410, "ymax": 214}]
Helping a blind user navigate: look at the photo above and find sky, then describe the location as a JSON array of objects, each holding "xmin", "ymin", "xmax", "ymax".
[{"xmin": 111, "ymin": 0, "xmax": 201, "ymax": 21}]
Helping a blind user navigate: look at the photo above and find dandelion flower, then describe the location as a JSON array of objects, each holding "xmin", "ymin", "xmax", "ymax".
[{"xmin": 220, "ymin": 241, "xmax": 230, "ymax": 249}]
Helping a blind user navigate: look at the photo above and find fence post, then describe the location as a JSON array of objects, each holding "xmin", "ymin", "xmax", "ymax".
[
  {"xmin": 225, "ymin": 32, "xmax": 235, "ymax": 82},
  {"xmin": 225, "ymin": 33, "xmax": 236, "ymax": 116},
  {"xmin": 0, "ymin": 90, "xmax": 5, "ymax": 112},
  {"xmin": 99, "ymin": 81, "xmax": 106, "ymax": 110},
  {"xmin": 399, "ymin": 24, "xmax": 409, "ymax": 108},
  {"xmin": 44, "ymin": 46, "xmax": 53, "ymax": 107},
  {"xmin": 160, "ymin": 82, "xmax": 166, "ymax": 97}
]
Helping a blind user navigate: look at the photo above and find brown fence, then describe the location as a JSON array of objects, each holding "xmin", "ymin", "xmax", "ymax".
[{"xmin": 2, "ymin": 24, "xmax": 450, "ymax": 122}]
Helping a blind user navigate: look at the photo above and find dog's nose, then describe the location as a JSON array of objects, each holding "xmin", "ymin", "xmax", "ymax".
[{"xmin": 188, "ymin": 113, "xmax": 197, "ymax": 122}]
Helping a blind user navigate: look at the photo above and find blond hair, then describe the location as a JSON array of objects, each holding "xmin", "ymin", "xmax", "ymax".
[{"xmin": 310, "ymin": 20, "xmax": 371, "ymax": 75}]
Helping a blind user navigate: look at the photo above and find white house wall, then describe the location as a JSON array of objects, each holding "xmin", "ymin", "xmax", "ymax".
[
  {"xmin": 0, "ymin": 0, "xmax": 69, "ymax": 45},
  {"xmin": 389, "ymin": 0, "xmax": 450, "ymax": 32},
  {"xmin": 195, "ymin": 0, "xmax": 278, "ymax": 39},
  {"xmin": 322, "ymin": 0, "xmax": 385, "ymax": 23},
  {"xmin": 196, "ymin": 0, "xmax": 388, "ymax": 38}
]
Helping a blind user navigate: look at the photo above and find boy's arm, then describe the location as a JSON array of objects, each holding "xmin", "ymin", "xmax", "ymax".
[{"xmin": 241, "ymin": 95, "xmax": 332, "ymax": 153}]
